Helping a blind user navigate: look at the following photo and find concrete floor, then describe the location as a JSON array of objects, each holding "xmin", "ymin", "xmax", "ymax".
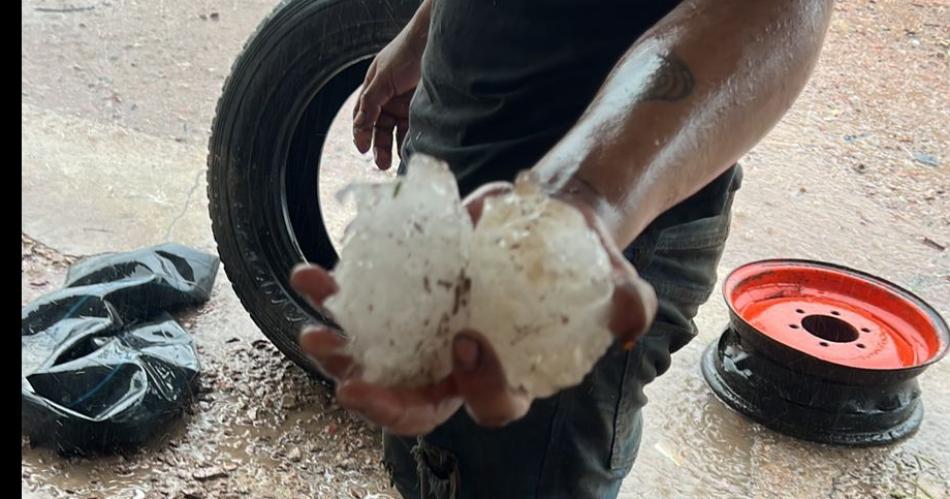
[{"xmin": 22, "ymin": 0, "xmax": 949, "ymax": 497}]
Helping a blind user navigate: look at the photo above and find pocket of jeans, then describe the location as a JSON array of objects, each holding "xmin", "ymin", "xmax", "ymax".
[
  {"xmin": 412, "ymin": 439, "xmax": 460, "ymax": 499},
  {"xmin": 655, "ymin": 191, "xmax": 736, "ymax": 252},
  {"xmin": 609, "ymin": 347, "xmax": 643, "ymax": 471},
  {"xmin": 609, "ymin": 314, "xmax": 709, "ymax": 470}
]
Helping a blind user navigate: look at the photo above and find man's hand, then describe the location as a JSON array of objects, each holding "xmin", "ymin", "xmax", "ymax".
[
  {"xmin": 291, "ymin": 181, "xmax": 656, "ymax": 436},
  {"xmin": 352, "ymin": 1, "xmax": 430, "ymax": 170}
]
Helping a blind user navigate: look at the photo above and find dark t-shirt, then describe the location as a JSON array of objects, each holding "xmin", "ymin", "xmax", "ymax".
[{"xmin": 403, "ymin": 0, "xmax": 741, "ymax": 233}]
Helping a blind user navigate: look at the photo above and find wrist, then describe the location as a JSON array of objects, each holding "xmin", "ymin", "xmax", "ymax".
[
  {"xmin": 404, "ymin": 0, "xmax": 432, "ymax": 57},
  {"xmin": 540, "ymin": 169, "xmax": 658, "ymax": 248},
  {"xmin": 548, "ymin": 175, "xmax": 604, "ymax": 216},
  {"xmin": 541, "ymin": 174, "xmax": 624, "ymax": 242}
]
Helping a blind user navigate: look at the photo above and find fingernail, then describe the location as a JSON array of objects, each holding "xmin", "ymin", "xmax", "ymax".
[{"xmin": 454, "ymin": 335, "xmax": 480, "ymax": 372}]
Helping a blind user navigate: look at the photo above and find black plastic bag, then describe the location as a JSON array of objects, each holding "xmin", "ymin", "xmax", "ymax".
[
  {"xmin": 63, "ymin": 243, "xmax": 218, "ymax": 313},
  {"xmin": 21, "ymin": 243, "xmax": 218, "ymax": 454},
  {"xmin": 22, "ymin": 316, "xmax": 201, "ymax": 454}
]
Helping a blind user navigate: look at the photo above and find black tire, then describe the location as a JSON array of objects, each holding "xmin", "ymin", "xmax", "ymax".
[{"xmin": 207, "ymin": 0, "xmax": 419, "ymax": 377}]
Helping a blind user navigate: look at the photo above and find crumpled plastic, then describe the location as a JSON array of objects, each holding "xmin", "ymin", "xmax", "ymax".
[{"xmin": 21, "ymin": 243, "xmax": 218, "ymax": 454}]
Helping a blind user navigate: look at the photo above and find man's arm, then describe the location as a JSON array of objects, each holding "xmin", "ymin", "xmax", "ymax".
[{"xmin": 533, "ymin": 0, "xmax": 834, "ymax": 246}]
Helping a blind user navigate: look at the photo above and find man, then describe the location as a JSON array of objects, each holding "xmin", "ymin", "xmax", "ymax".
[{"xmin": 291, "ymin": 0, "xmax": 833, "ymax": 497}]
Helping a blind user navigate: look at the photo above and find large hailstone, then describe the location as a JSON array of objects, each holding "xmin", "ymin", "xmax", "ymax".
[
  {"xmin": 468, "ymin": 176, "xmax": 615, "ymax": 398},
  {"xmin": 325, "ymin": 155, "xmax": 615, "ymax": 398},
  {"xmin": 324, "ymin": 155, "xmax": 472, "ymax": 387}
]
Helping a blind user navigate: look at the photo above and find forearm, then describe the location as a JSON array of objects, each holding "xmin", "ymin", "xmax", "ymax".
[
  {"xmin": 534, "ymin": 0, "xmax": 833, "ymax": 246},
  {"xmin": 403, "ymin": 0, "xmax": 433, "ymax": 55}
]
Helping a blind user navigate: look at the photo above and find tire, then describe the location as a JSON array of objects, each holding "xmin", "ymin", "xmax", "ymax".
[{"xmin": 207, "ymin": 0, "xmax": 419, "ymax": 377}]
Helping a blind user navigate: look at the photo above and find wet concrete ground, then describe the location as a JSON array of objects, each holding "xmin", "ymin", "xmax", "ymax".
[{"xmin": 22, "ymin": 0, "xmax": 949, "ymax": 497}]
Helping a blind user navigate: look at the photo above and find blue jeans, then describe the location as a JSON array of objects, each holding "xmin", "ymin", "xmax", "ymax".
[{"xmin": 383, "ymin": 168, "xmax": 741, "ymax": 499}]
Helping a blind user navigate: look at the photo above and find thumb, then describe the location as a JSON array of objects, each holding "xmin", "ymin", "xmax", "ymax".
[{"xmin": 452, "ymin": 330, "xmax": 530, "ymax": 426}]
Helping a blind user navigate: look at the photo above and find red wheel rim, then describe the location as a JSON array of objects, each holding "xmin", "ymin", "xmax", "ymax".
[{"xmin": 724, "ymin": 260, "xmax": 948, "ymax": 371}]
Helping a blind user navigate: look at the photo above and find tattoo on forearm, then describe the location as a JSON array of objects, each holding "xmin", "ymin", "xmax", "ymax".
[{"xmin": 643, "ymin": 53, "xmax": 694, "ymax": 102}]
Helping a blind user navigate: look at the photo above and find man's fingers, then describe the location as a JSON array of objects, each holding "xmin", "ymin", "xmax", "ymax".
[
  {"xmin": 290, "ymin": 263, "xmax": 338, "ymax": 307},
  {"xmin": 353, "ymin": 113, "xmax": 375, "ymax": 154},
  {"xmin": 337, "ymin": 379, "xmax": 406, "ymax": 427},
  {"xmin": 373, "ymin": 114, "xmax": 397, "ymax": 170},
  {"xmin": 352, "ymin": 63, "xmax": 377, "ymax": 119},
  {"xmin": 609, "ymin": 276, "xmax": 657, "ymax": 348},
  {"xmin": 395, "ymin": 120, "xmax": 409, "ymax": 158},
  {"xmin": 598, "ymin": 235, "xmax": 658, "ymax": 347},
  {"xmin": 597, "ymin": 231, "xmax": 657, "ymax": 346},
  {"xmin": 452, "ymin": 331, "xmax": 530, "ymax": 427},
  {"xmin": 385, "ymin": 92, "xmax": 412, "ymax": 159},
  {"xmin": 337, "ymin": 378, "xmax": 460, "ymax": 436},
  {"xmin": 351, "ymin": 63, "xmax": 379, "ymax": 152},
  {"xmin": 353, "ymin": 79, "xmax": 394, "ymax": 154},
  {"xmin": 298, "ymin": 326, "xmax": 355, "ymax": 379}
]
